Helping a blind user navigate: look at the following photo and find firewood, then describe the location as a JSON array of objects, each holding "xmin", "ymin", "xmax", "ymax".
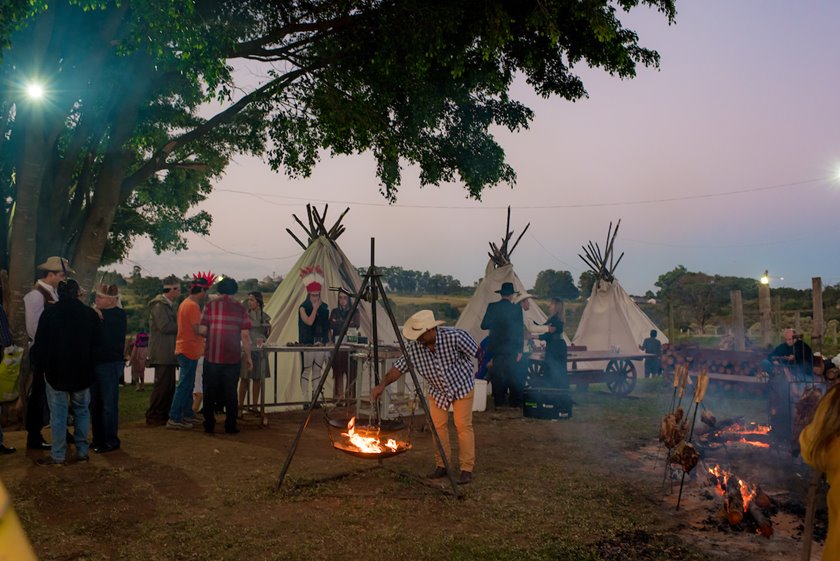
[
  {"xmin": 747, "ymin": 500, "xmax": 773, "ymax": 538},
  {"xmin": 725, "ymin": 480, "xmax": 744, "ymax": 525}
]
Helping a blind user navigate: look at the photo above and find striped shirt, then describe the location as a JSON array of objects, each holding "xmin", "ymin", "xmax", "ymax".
[
  {"xmin": 200, "ymin": 296, "xmax": 251, "ymax": 364},
  {"xmin": 393, "ymin": 327, "xmax": 478, "ymax": 409}
]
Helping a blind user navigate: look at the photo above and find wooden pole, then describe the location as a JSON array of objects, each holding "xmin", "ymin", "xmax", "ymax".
[
  {"xmin": 759, "ymin": 281, "xmax": 772, "ymax": 348},
  {"xmin": 730, "ymin": 290, "xmax": 745, "ymax": 351},
  {"xmin": 774, "ymin": 295, "xmax": 782, "ymax": 344},
  {"xmin": 812, "ymin": 277, "xmax": 824, "ymax": 353}
]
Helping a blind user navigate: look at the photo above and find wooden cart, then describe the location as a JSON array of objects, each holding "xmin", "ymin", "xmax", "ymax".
[{"xmin": 526, "ymin": 347, "xmax": 653, "ymax": 396}]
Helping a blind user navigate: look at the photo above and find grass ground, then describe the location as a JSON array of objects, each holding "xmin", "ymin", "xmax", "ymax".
[{"xmin": 1, "ymin": 375, "xmax": 814, "ymax": 561}]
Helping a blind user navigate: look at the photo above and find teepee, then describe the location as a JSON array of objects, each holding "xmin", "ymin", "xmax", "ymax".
[
  {"xmin": 572, "ymin": 220, "xmax": 667, "ymax": 352},
  {"xmin": 456, "ymin": 208, "xmax": 554, "ymax": 344},
  {"xmin": 263, "ymin": 205, "xmax": 398, "ymax": 406}
]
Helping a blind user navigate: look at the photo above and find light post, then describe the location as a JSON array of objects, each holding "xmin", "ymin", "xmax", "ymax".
[{"xmin": 758, "ymin": 270, "xmax": 772, "ymax": 347}]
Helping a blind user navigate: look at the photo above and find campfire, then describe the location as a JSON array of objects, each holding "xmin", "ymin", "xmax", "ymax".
[
  {"xmin": 327, "ymin": 416, "xmax": 412, "ymax": 459},
  {"xmin": 706, "ymin": 464, "xmax": 774, "ymax": 538}
]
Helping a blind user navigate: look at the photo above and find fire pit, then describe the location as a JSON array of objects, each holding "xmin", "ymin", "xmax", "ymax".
[{"xmin": 327, "ymin": 416, "xmax": 412, "ymax": 459}]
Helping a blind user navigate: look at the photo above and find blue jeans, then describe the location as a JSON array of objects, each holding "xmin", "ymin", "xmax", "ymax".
[
  {"xmin": 45, "ymin": 381, "xmax": 90, "ymax": 461},
  {"xmin": 91, "ymin": 361, "xmax": 123, "ymax": 448},
  {"xmin": 170, "ymin": 354, "xmax": 198, "ymax": 422}
]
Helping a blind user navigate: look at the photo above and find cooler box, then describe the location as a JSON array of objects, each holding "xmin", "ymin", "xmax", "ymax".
[
  {"xmin": 449, "ymin": 379, "xmax": 488, "ymax": 412},
  {"xmin": 523, "ymin": 387, "xmax": 573, "ymax": 420}
]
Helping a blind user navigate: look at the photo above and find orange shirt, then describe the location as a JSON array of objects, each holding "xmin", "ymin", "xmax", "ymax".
[{"xmin": 175, "ymin": 298, "xmax": 204, "ymax": 360}]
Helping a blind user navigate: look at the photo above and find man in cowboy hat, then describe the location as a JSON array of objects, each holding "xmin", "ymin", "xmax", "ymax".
[
  {"xmin": 21, "ymin": 256, "xmax": 74, "ymax": 450},
  {"xmin": 481, "ymin": 281, "xmax": 524, "ymax": 408},
  {"xmin": 372, "ymin": 310, "xmax": 479, "ymax": 485}
]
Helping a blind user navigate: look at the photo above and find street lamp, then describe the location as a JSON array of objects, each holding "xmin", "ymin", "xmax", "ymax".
[{"xmin": 760, "ymin": 270, "xmax": 770, "ymax": 285}]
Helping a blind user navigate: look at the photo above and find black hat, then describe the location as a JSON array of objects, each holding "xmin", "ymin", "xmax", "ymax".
[{"xmin": 495, "ymin": 282, "xmax": 518, "ymax": 296}]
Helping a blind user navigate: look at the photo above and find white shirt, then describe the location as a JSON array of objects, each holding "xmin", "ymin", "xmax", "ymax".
[{"xmin": 23, "ymin": 280, "xmax": 58, "ymax": 342}]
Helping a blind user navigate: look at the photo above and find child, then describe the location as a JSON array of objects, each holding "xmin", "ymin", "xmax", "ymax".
[{"xmin": 129, "ymin": 332, "xmax": 149, "ymax": 391}]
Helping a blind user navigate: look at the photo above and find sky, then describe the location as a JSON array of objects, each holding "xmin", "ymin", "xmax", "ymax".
[{"xmin": 117, "ymin": 1, "xmax": 840, "ymax": 296}]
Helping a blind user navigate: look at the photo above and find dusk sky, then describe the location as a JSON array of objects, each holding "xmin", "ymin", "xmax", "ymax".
[{"xmin": 118, "ymin": 1, "xmax": 840, "ymax": 296}]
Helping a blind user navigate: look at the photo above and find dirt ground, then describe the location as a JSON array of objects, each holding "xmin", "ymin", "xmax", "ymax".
[{"xmin": 0, "ymin": 387, "xmax": 828, "ymax": 561}]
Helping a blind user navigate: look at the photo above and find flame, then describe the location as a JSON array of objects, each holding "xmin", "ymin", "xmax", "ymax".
[
  {"xmin": 341, "ymin": 417, "xmax": 399, "ymax": 454},
  {"xmin": 736, "ymin": 438, "xmax": 770, "ymax": 448},
  {"xmin": 720, "ymin": 422, "xmax": 771, "ymax": 435}
]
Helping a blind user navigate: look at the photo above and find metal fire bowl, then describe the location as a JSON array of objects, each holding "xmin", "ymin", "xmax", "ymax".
[{"xmin": 327, "ymin": 418, "xmax": 412, "ymax": 460}]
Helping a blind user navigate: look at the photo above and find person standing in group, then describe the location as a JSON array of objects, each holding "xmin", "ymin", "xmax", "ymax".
[
  {"xmin": 31, "ymin": 280, "xmax": 99, "ymax": 465},
  {"xmin": 329, "ymin": 290, "xmax": 360, "ymax": 402},
  {"xmin": 539, "ymin": 297, "xmax": 568, "ymax": 389},
  {"xmin": 481, "ymin": 282, "xmax": 524, "ymax": 408},
  {"xmin": 21, "ymin": 256, "xmax": 71, "ymax": 450},
  {"xmin": 372, "ymin": 310, "xmax": 479, "ymax": 484},
  {"xmin": 145, "ymin": 276, "xmax": 180, "ymax": 426},
  {"xmin": 238, "ymin": 291, "xmax": 271, "ymax": 414},
  {"xmin": 298, "ymin": 279, "xmax": 329, "ymax": 404},
  {"xmin": 639, "ymin": 329, "xmax": 662, "ymax": 378},
  {"xmin": 799, "ymin": 384, "xmax": 840, "ymax": 561},
  {"xmin": 0, "ymin": 302, "xmax": 14, "ymax": 455},
  {"xmin": 199, "ymin": 277, "xmax": 252, "ymax": 434},
  {"xmin": 129, "ymin": 332, "xmax": 149, "ymax": 391},
  {"xmin": 167, "ymin": 274, "xmax": 212, "ymax": 430},
  {"xmin": 90, "ymin": 284, "xmax": 127, "ymax": 453}
]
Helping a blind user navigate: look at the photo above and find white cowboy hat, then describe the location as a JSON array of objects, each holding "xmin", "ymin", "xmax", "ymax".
[
  {"xmin": 514, "ymin": 292, "xmax": 535, "ymax": 304},
  {"xmin": 402, "ymin": 310, "xmax": 445, "ymax": 341}
]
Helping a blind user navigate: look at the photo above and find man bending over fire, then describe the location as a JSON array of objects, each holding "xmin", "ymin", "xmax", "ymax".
[{"xmin": 372, "ymin": 310, "xmax": 478, "ymax": 485}]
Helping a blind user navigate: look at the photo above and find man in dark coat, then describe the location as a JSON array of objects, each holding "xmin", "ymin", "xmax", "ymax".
[
  {"xmin": 481, "ymin": 282, "xmax": 524, "ymax": 407},
  {"xmin": 31, "ymin": 279, "xmax": 100, "ymax": 465}
]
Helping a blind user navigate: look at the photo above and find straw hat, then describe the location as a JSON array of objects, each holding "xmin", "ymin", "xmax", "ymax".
[
  {"xmin": 402, "ymin": 310, "xmax": 445, "ymax": 341},
  {"xmin": 37, "ymin": 256, "xmax": 75, "ymax": 274}
]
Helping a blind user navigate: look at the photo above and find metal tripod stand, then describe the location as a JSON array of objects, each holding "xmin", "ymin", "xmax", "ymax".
[{"xmin": 275, "ymin": 238, "xmax": 462, "ymax": 497}]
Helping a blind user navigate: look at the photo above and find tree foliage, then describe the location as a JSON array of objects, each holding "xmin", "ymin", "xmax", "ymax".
[
  {"xmin": 578, "ymin": 270, "xmax": 597, "ymax": 298},
  {"xmin": 533, "ymin": 269, "xmax": 579, "ymax": 300},
  {"xmin": 0, "ymin": 0, "xmax": 676, "ymax": 337}
]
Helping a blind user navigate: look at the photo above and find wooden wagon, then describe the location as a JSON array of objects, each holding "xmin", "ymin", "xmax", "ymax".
[{"xmin": 526, "ymin": 345, "xmax": 653, "ymax": 396}]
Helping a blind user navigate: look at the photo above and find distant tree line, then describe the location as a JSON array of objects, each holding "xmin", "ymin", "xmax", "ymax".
[{"xmin": 364, "ymin": 266, "xmax": 467, "ymax": 295}]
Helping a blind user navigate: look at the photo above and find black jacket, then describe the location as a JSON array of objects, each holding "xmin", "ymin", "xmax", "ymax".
[
  {"xmin": 32, "ymin": 299, "xmax": 101, "ymax": 392},
  {"xmin": 481, "ymin": 299, "xmax": 524, "ymax": 356}
]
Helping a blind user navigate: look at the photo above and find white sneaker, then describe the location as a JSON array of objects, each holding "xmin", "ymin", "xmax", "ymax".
[{"xmin": 165, "ymin": 419, "xmax": 193, "ymax": 430}]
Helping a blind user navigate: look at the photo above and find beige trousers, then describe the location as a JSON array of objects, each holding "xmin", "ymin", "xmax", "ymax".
[{"xmin": 428, "ymin": 389, "xmax": 475, "ymax": 472}]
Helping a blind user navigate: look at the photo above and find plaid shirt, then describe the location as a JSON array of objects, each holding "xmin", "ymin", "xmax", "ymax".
[
  {"xmin": 393, "ymin": 327, "xmax": 478, "ymax": 409},
  {"xmin": 200, "ymin": 295, "xmax": 251, "ymax": 364}
]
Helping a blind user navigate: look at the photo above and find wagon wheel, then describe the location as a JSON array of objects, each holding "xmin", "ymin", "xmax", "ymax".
[
  {"xmin": 605, "ymin": 359, "xmax": 636, "ymax": 395},
  {"xmin": 525, "ymin": 359, "xmax": 544, "ymax": 388}
]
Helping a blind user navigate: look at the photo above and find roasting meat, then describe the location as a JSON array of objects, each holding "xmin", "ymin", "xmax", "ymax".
[
  {"xmin": 659, "ymin": 407, "xmax": 688, "ymax": 449},
  {"xmin": 671, "ymin": 441, "xmax": 700, "ymax": 473}
]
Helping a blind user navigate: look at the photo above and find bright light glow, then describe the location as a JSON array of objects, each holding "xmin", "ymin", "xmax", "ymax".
[
  {"xmin": 25, "ymin": 82, "xmax": 44, "ymax": 100},
  {"xmin": 760, "ymin": 270, "xmax": 770, "ymax": 285}
]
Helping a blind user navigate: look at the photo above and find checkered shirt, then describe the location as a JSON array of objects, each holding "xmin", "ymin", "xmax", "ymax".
[
  {"xmin": 393, "ymin": 327, "xmax": 478, "ymax": 409},
  {"xmin": 200, "ymin": 295, "xmax": 251, "ymax": 364}
]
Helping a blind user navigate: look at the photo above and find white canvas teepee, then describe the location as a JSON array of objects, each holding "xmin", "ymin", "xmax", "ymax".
[
  {"xmin": 456, "ymin": 208, "xmax": 568, "ymax": 345},
  {"xmin": 572, "ymin": 220, "xmax": 667, "ymax": 352},
  {"xmin": 456, "ymin": 261, "xmax": 549, "ymax": 345},
  {"xmin": 573, "ymin": 279, "xmax": 667, "ymax": 351},
  {"xmin": 263, "ymin": 207, "xmax": 398, "ymax": 407}
]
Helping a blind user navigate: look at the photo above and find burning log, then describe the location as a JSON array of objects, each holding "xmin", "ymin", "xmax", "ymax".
[
  {"xmin": 725, "ymin": 480, "xmax": 745, "ymax": 525},
  {"xmin": 747, "ymin": 500, "xmax": 774, "ymax": 538}
]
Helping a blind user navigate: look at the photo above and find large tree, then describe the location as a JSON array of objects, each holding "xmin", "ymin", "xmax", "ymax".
[
  {"xmin": 0, "ymin": 0, "xmax": 676, "ymax": 339},
  {"xmin": 533, "ymin": 269, "xmax": 579, "ymax": 299}
]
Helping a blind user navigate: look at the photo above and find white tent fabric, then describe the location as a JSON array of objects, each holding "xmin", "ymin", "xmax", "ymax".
[
  {"xmin": 263, "ymin": 237, "xmax": 400, "ymax": 407},
  {"xmin": 572, "ymin": 279, "xmax": 667, "ymax": 353},
  {"xmin": 456, "ymin": 261, "xmax": 560, "ymax": 345}
]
